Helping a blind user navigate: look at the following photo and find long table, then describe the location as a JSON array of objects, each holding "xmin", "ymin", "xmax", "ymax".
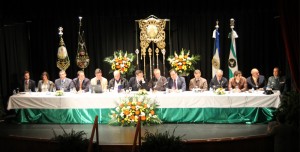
[{"xmin": 7, "ymin": 91, "xmax": 280, "ymax": 124}]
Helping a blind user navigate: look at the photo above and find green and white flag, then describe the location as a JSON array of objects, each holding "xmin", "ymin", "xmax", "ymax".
[{"xmin": 228, "ymin": 29, "xmax": 238, "ymax": 79}]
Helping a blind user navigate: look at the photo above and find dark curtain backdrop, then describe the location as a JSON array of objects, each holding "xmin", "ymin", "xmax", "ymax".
[
  {"xmin": 0, "ymin": 0, "xmax": 291, "ymax": 111},
  {"xmin": 279, "ymin": 0, "xmax": 300, "ymax": 92}
]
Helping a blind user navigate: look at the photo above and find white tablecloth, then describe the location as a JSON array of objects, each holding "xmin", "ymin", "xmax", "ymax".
[{"xmin": 7, "ymin": 91, "xmax": 280, "ymax": 110}]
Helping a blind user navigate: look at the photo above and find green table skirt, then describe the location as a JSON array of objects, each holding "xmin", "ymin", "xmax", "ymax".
[{"xmin": 16, "ymin": 107, "xmax": 275, "ymax": 124}]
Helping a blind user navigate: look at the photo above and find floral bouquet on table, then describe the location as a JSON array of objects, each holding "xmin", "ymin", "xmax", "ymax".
[
  {"xmin": 109, "ymin": 95, "xmax": 162, "ymax": 126},
  {"xmin": 55, "ymin": 90, "xmax": 64, "ymax": 96},
  {"xmin": 137, "ymin": 89, "xmax": 148, "ymax": 95},
  {"xmin": 215, "ymin": 88, "xmax": 226, "ymax": 95},
  {"xmin": 167, "ymin": 48, "xmax": 200, "ymax": 76},
  {"xmin": 104, "ymin": 50, "xmax": 135, "ymax": 76}
]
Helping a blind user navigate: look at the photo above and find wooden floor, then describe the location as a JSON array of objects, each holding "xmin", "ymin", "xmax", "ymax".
[{"xmin": 0, "ymin": 121, "xmax": 269, "ymax": 145}]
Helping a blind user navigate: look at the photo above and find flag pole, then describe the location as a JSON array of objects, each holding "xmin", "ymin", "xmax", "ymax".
[{"xmin": 212, "ymin": 20, "xmax": 220, "ymax": 78}]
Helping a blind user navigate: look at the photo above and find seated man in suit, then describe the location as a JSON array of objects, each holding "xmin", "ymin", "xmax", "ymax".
[
  {"xmin": 108, "ymin": 70, "xmax": 129, "ymax": 91},
  {"xmin": 128, "ymin": 70, "xmax": 150, "ymax": 91},
  {"xmin": 228, "ymin": 70, "xmax": 247, "ymax": 92},
  {"xmin": 90, "ymin": 68, "xmax": 108, "ymax": 92},
  {"xmin": 20, "ymin": 71, "xmax": 36, "ymax": 92},
  {"xmin": 189, "ymin": 69, "xmax": 208, "ymax": 91},
  {"xmin": 54, "ymin": 70, "xmax": 72, "ymax": 92},
  {"xmin": 209, "ymin": 69, "xmax": 228, "ymax": 90},
  {"xmin": 167, "ymin": 69, "xmax": 186, "ymax": 91},
  {"xmin": 267, "ymin": 67, "xmax": 286, "ymax": 92},
  {"xmin": 247, "ymin": 68, "xmax": 266, "ymax": 90},
  {"xmin": 148, "ymin": 68, "xmax": 168, "ymax": 91},
  {"xmin": 70, "ymin": 70, "xmax": 90, "ymax": 92}
]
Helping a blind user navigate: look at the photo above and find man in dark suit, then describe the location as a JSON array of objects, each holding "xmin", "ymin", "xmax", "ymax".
[
  {"xmin": 247, "ymin": 68, "xmax": 266, "ymax": 90},
  {"xmin": 20, "ymin": 71, "xmax": 36, "ymax": 92},
  {"xmin": 128, "ymin": 70, "xmax": 149, "ymax": 91},
  {"xmin": 54, "ymin": 70, "xmax": 72, "ymax": 92},
  {"xmin": 70, "ymin": 70, "xmax": 90, "ymax": 92},
  {"xmin": 148, "ymin": 68, "xmax": 168, "ymax": 91},
  {"xmin": 167, "ymin": 69, "xmax": 186, "ymax": 91},
  {"xmin": 108, "ymin": 70, "xmax": 129, "ymax": 91},
  {"xmin": 209, "ymin": 69, "xmax": 228, "ymax": 90}
]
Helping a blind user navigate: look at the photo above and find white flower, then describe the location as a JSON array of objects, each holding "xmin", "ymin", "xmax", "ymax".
[
  {"xmin": 120, "ymin": 113, "xmax": 124, "ymax": 117},
  {"xmin": 141, "ymin": 112, "xmax": 145, "ymax": 116},
  {"xmin": 136, "ymin": 105, "xmax": 140, "ymax": 110},
  {"xmin": 116, "ymin": 107, "xmax": 120, "ymax": 112}
]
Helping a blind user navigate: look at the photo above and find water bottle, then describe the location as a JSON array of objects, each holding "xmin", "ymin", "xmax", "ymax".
[{"xmin": 89, "ymin": 86, "xmax": 92, "ymax": 93}]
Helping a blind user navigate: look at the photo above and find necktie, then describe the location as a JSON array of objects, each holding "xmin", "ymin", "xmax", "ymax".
[
  {"xmin": 173, "ymin": 80, "xmax": 177, "ymax": 89},
  {"xmin": 79, "ymin": 80, "xmax": 83, "ymax": 90},
  {"xmin": 25, "ymin": 80, "xmax": 29, "ymax": 90},
  {"xmin": 97, "ymin": 80, "xmax": 101, "ymax": 85}
]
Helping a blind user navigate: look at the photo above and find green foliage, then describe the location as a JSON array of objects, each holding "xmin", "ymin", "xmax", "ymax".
[
  {"xmin": 141, "ymin": 128, "xmax": 186, "ymax": 152},
  {"xmin": 276, "ymin": 91, "xmax": 300, "ymax": 128},
  {"xmin": 51, "ymin": 126, "xmax": 89, "ymax": 152}
]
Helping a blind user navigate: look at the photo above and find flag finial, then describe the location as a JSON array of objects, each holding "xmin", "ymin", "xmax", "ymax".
[
  {"xmin": 58, "ymin": 27, "xmax": 65, "ymax": 46},
  {"xmin": 230, "ymin": 18, "xmax": 235, "ymax": 29},
  {"xmin": 215, "ymin": 20, "xmax": 219, "ymax": 29}
]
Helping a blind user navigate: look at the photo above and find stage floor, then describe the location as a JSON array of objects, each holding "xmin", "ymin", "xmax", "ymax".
[{"xmin": 0, "ymin": 120, "xmax": 268, "ymax": 145}]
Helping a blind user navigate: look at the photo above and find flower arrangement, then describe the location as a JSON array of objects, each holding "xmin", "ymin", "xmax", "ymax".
[
  {"xmin": 109, "ymin": 95, "xmax": 162, "ymax": 126},
  {"xmin": 55, "ymin": 90, "xmax": 64, "ymax": 96},
  {"xmin": 137, "ymin": 89, "xmax": 148, "ymax": 95},
  {"xmin": 104, "ymin": 50, "xmax": 135, "ymax": 76},
  {"xmin": 167, "ymin": 48, "xmax": 200, "ymax": 76},
  {"xmin": 215, "ymin": 88, "xmax": 226, "ymax": 95}
]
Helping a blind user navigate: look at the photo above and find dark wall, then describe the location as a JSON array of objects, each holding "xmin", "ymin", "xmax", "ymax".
[{"xmin": 0, "ymin": 0, "xmax": 287, "ymax": 108}]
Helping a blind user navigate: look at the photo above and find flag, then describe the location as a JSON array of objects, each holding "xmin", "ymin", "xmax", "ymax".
[
  {"xmin": 212, "ymin": 28, "xmax": 220, "ymax": 78},
  {"xmin": 76, "ymin": 16, "xmax": 90, "ymax": 70},
  {"xmin": 56, "ymin": 27, "xmax": 70, "ymax": 71},
  {"xmin": 228, "ymin": 29, "xmax": 238, "ymax": 79}
]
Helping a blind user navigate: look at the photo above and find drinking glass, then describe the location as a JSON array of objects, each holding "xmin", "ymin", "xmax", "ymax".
[
  {"xmin": 128, "ymin": 87, "xmax": 132, "ymax": 92},
  {"xmin": 53, "ymin": 87, "xmax": 56, "ymax": 92}
]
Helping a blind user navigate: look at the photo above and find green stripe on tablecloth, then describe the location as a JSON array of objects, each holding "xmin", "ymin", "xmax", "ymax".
[{"xmin": 16, "ymin": 108, "xmax": 275, "ymax": 124}]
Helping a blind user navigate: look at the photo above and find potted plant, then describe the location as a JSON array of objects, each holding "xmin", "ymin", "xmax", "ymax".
[
  {"xmin": 141, "ymin": 128, "xmax": 186, "ymax": 152},
  {"xmin": 51, "ymin": 126, "xmax": 89, "ymax": 152}
]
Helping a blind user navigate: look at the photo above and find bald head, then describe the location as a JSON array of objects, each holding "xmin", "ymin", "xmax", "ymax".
[
  {"xmin": 216, "ymin": 69, "xmax": 223, "ymax": 80},
  {"xmin": 113, "ymin": 70, "xmax": 121, "ymax": 80},
  {"xmin": 251, "ymin": 68, "xmax": 259, "ymax": 79}
]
